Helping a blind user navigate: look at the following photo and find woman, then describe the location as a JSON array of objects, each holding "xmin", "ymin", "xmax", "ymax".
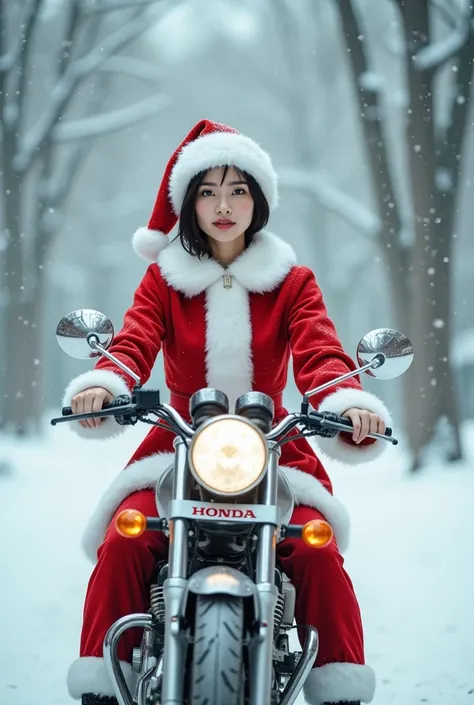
[{"xmin": 64, "ymin": 119, "xmax": 391, "ymax": 705}]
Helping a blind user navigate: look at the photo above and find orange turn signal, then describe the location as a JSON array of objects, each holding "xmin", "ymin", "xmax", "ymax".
[
  {"xmin": 115, "ymin": 509, "xmax": 147, "ymax": 538},
  {"xmin": 302, "ymin": 519, "xmax": 333, "ymax": 548}
]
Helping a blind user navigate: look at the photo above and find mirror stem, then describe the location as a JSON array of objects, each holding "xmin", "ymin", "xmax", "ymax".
[
  {"xmin": 88, "ymin": 334, "xmax": 141, "ymax": 386},
  {"xmin": 302, "ymin": 354, "xmax": 385, "ymax": 411}
]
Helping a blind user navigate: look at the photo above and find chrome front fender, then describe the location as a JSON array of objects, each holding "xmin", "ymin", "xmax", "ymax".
[
  {"xmin": 185, "ymin": 566, "xmax": 259, "ymax": 619},
  {"xmin": 187, "ymin": 565, "xmax": 255, "ymax": 597}
]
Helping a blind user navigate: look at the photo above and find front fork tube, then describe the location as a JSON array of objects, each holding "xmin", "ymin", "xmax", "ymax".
[
  {"xmin": 249, "ymin": 443, "xmax": 280, "ymax": 705},
  {"xmin": 160, "ymin": 437, "xmax": 190, "ymax": 705}
]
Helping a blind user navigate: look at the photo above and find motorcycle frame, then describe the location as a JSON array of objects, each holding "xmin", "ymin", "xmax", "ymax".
[
  {"xmin": 77, "ymin": 348, "xmax": 393, "ymax": 705},
  {"xmin": 103, "ymin": 434, "xmax": 319, "ymax": 705}
]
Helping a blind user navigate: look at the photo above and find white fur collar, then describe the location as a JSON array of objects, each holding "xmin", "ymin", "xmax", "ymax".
[{"xmin": 157, "ymin": 230, "xmax": 297, "ymax": 297}]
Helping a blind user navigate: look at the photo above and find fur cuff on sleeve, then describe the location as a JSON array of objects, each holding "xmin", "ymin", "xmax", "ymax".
[
  {"xmin": 61, "ymin": 368, "xmax": 131, "ymax": 440},
  {"xmin": 315, "ymin": 387, "xmax": 393, "ymax": 464}
]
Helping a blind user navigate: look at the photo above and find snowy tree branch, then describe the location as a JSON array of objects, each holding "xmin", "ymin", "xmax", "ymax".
[
  {"xmin": 439, "ymin": 3, "xmax": 474, "ymax": 177},
  {"xmin": 0, "ymin": 0, "xmax": 6, "ymax": 113},
  {"xmin": 57, "ymin": 0, "xmax": 83, "ymax": 78},
  {"xmin": 279, "ymin": 167, "xmax": 381, "ymax": 237},
  {"xmin": 334, "ymin": 0, "xmax": 404, "ymax": 249},
  {"xmin": 4, "ymin": 0, "xmax": 44, "ymax": 130},
  {"xmin": 85, "ymin": 0, "xmax": 169, "ymax": 13},
  {"xmin": 45, "ymin": 77, "xmax": 111, "ymax": 208},
  {"xmin": 97, "ymin": 56, "xmax": 160, "ymax": 84},
  {"xmin": 431, "ymin": 0, "xmax": 460, "ymax": 29},
  {"xmin": 51, "ymin": 93, "xmax": 170, "ymax": 142},
  {"xmin": 413, "ymin": 6, "xmax": 471, "ymax": 71},
  {"xmin": 13, "ymin": 10, "xmax": 156, "ymax": 173},
  {"xmin": 71, "ymin": 9, "xmax": 157, "ymax": 78},
  {"xmin": 0, "ymin": 0, "xmax": 39, "ymax": 73}
]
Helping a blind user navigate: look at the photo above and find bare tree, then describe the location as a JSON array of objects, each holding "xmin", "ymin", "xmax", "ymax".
[
  {"xmin": 333, "ymin": 0, "xmax": 474, "ymax": 468},
  {"xmin": 0, "ymin": 0, "xmax": 172, "ymax": 433}
]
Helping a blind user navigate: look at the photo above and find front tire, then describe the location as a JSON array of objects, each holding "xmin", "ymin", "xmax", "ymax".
[{"xmin": 189, "ymin": 595, "xmax": 244, "ymax": 705}]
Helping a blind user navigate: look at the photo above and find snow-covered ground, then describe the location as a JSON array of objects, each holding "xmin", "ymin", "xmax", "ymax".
[{"xmin": 1, "ymin": 417, "xmax": 473, "ymax": 704}]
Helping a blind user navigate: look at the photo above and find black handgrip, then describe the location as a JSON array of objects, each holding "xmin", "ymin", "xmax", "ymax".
[
  {"xmin": 309, "ymin": 410, "xmax": 393, "ymax": 439},
  {"xmin": 61, "ymin": 394, "xmax": 131, "ymax": 417},
  {"xmin": 333, "ymin": 413, "xmax": 393, "ymax": 438}
]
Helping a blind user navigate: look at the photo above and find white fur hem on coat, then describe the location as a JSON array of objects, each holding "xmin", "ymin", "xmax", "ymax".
[
  {"xmin": 67, "ymin": 656, "xmax": 136, "ymax": 699},
  {"xmin": 316, "ymin": 387, "xmax": 393, "ymax": 464},
  {"xmin": 303, "ymin": 662, "xmax": 376, "ymax": 704},
  {"xmin": 62, "ymin": 368, "xmax": 131, "ymax": 439},
  {"xmin": 81, "ymin": 455, "xmax": 351, "ymax": 563}
]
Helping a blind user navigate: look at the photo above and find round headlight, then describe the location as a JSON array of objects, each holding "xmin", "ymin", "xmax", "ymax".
[{"xmin": 189, "ymin": 416, "xmax": 268, "ymax": 496}]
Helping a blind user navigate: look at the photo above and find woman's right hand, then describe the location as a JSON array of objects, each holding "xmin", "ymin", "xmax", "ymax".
[{"xmin": 71, "ymin": 386, "xmax": 114, "ymax": 429}]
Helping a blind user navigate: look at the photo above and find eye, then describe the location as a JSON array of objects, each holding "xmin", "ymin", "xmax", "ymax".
[
  {"xmin": 200, "ymin": 189, "xmax": 214, "ymax": 197},
  {"xmin": 233, "ymin": 188, "xmax": 247, "ymax": 195}
]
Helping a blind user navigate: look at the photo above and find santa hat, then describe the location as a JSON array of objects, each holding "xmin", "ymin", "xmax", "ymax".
[{"xmin": 132, "ymin": 119, "xmax": 279, "ymax": 262}]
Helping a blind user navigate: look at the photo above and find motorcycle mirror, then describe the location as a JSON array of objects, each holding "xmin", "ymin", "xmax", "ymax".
[
  {"xmin": 357, "ymin": 328, "xmax": 413, "ymax": 379},
  {"xmin": 56, "ymin": 309, "xmax": 114, "ymax": 359}
]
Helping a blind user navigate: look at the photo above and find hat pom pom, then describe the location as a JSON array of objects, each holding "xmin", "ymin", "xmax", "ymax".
[{"xmin": 132, "ymin": 227, "xmax": 169, "ymax": 262}]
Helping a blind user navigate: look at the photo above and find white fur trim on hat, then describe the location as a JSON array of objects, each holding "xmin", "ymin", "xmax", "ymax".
[
  {"xmin": 82, "ymin": 452, "xmax": 175, "ymax": 562},
  {"xmin": 315, "ymin": 387, "xmax": 393, "ymax": 464},
  {"xmin": 62, "ymin": 368, "xmax": 131, "ymax": 440},
  {"xmin": 303, "ymin": 662, "xmax": 376, "ymax": 704},
  {"xmin": 170, "ymin": 131, "xmax": 279, "ymax": 213},
  {"xmin": 132, "ymin": 226, "xmax": 169, "ymax": 262},
  {"xmin": 67, "ymin": 656, "xmax": 136, "ymax": 699}
]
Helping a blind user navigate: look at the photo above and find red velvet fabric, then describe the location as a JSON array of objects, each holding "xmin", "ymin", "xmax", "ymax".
[
  {"xmin": 95, "ymin": 264, "xmax": 371, "ymax": 492},
  {"xmin": 94, "ymin": 264, "xmax": 362, "ymax": 411}
]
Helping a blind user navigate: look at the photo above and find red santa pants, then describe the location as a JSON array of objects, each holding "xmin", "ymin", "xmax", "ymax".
[{"xmin": 74, "ymin": 490, "xmax": 371, "ymax": 703}]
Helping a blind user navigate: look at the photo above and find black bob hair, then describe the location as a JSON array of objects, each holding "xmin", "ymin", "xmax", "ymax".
[{"xmin": 176, "ymin": 165, "xmax": 270, "ymax": 259}]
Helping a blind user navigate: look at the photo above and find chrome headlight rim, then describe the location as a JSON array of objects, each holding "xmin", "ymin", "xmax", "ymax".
[{"xmin": 188, "ymin": 414, "xmax": 269, "ymax": 497}]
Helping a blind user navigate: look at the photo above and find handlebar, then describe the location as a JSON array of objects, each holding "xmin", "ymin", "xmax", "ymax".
[
  {"xmin": 53, "ymin": 392, "xmax": 397, "ymax": 445},
  {"xmin": 61, "ymin": 394, "xmax": 132, "ymax": 418}
]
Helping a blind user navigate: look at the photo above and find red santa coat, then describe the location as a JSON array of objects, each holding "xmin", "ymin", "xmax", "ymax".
[{"xmin": 63, "ymin": 231, "xmax": 392, "ymax": 562}]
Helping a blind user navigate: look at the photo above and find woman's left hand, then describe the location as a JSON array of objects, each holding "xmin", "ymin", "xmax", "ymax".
[{"xmin": 342, "ymin": 407, "xmax": 386, "ymax": 444}]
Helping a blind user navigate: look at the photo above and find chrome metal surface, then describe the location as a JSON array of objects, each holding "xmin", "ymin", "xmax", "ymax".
[
  {"xmin": 235, "ymin": 391, "xmax": 275, "ymax": 416},
  {"xmin": 357, "ymin": 328, "xmax": 414, "ymax": 379},
  {"xmin": 160, "ymin": 577, "xmax": 188, "ymax": 705},
  {"xmin": 277, "ymin": 469, "xmax": 295, "ymax": 526},
  {"xmin": 89, "ymin": 339, "xmax": 140, "ymax": 385},
  {"xmin": 266, "ymin": 413, "xmax": 299, "ymax": 442},
  {"xmin": 190, "ymin": 387, "xmax": 229, "ymax": 414},
  {"xmin": 187, "ymin": 565, "xmax": 256, "ymax": 597},
  {"xmin": 280, "ymin": 626, "xmax": 319, "ymax": 705},
  {"xmin": 103, "ymin": 613, "xmax": 153, "ymax": 705},
  {"xmin": 249, "ymin": 446, "xmax": 280, "ymax": 705},
  {"xmin": 56, "ymin": 309, "xmax": 114, "ymax": 359},
  {"xmin": 136, "ymin": 664, "xmax": 156, "ymax": 705},
  {"xmin": 160, "ymin": 437, "xmax": 190, "ymax": 705},
  {"xmin": 159, "ymin": 402, "xmax": 194, "ymax": 438},
  {"xmin": 169, "ymin": 437, "xmax": 189, "ymax": 578},
  {"xmin": 303, "ymin": 359, "xmax": 379, "ymax": 400},
  {"xmin": 156, "ymin": 464, "xmax": 294, "ymax": 525},
  {"xmin": 255, "ymin": 450, "xmax": 279, "ymax": 584}
]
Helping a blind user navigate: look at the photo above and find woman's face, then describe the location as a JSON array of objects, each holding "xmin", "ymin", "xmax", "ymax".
[{"xmin": 194, "ymin": 166, "xmax": 254, "ymax": 243}]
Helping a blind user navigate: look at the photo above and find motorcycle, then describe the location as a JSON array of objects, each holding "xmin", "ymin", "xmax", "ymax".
[{"xmin": 51, "ymin": 310, "xmax": 413, "ymax": 705}]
